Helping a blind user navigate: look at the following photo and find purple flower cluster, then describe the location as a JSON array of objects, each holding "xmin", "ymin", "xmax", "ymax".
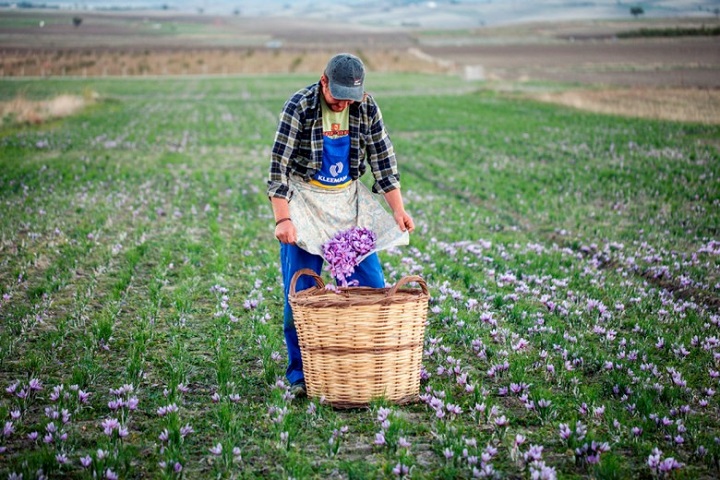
[{"xmin": 322, "ymin": 227, "xmax": 376, "ymax": 287}]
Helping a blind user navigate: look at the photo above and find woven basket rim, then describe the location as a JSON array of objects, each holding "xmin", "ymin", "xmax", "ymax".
[{"xmin": 288, "ymin": 269, "xmax": 429, "ymax": 308}]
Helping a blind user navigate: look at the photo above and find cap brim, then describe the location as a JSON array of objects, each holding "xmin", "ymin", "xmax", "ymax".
[{"xmin": 329, "ymin": 83, "xmax": 364, "ymax": 102}]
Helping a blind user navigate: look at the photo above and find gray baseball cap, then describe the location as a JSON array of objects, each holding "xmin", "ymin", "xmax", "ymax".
[{"xmin": 325, "ymin": 53, "xmax": 365, "ymax": 102}]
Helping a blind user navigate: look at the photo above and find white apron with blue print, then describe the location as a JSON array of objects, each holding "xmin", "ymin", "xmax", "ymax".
[{"xmin": 287, "ymin": 177, "xmax": 409, "ymax": 261}]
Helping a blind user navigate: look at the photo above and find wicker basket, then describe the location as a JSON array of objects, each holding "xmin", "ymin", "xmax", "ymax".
[{"xmin": 289, "ymin": 268, "xmax": 429, "ymax": 408}]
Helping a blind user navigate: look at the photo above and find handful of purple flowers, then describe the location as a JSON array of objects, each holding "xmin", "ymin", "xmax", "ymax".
[{"xmin": 322, "ymin": 226, "xmax": 377, "ymax": 287}]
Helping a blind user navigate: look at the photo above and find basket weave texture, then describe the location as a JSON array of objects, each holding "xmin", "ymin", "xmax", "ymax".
[{"xmin": 289, "ymin": 268, "xmax": 429, "ymax": 408}]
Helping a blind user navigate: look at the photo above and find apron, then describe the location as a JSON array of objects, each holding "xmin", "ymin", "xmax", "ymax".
[{"xmin": 288, "ymin": 176, "xmax": 409, "ymax": 261}]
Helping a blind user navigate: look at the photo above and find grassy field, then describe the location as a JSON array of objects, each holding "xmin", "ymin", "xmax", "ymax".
[{"xmin": 0, "ymin": 73, "xmax": 719, "ymax": 479}]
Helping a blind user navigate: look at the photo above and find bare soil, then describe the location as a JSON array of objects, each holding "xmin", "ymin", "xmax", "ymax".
[
  {"xmin": 1, "ymin": 10, "xmax": 719, "ymax": 122},
  {"xmin": 0, "ymin": 48, "xmax": 450, "ymax": 77},
  {"xmin": 528, "ymin": 87, "xmax": 720, "ymax": 124},
  {"xmin": 423, "ymin": 37, "xmax": 720, "ymax": 88}
]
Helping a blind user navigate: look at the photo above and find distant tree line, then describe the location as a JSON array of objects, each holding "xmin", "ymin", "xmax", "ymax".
[
  {"xmin": 630, "ymin": 6, "xmax": 644, "ymax": 18},
  {"xmin": 617, "ymin": 25, "xmax": 720, "ymax": 38},
  {"xmin": 1, "ymin": 2, "xmax": 59, "ymax": 8}
]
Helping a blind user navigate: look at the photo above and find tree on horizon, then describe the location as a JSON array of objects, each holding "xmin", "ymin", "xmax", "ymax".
[{"xmin": 630, "ymin": 6, "xmax": 644, "ymax": 18}]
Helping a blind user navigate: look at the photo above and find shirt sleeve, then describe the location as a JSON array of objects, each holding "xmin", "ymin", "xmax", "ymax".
[
  {"xmin": 267, "ymin": 97, "xmax": 303, "ymax": 200},
  {"xmin": 365, "ymin": 99, "xmax": 401, "ymax": 194}
]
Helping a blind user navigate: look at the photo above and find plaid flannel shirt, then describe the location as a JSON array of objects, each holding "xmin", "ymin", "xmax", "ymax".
[{"xmin": 267, "ymin": 82, "xmax": 400, "ymax": 200}]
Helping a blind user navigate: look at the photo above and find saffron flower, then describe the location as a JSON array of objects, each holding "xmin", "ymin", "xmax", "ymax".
[
  {"xmin": 392, "ymin": 463, "xmax": 410, "ymax": 476},
  {"xmin": 209, "ymin": 443, "xmax": 223, "ymax": 455},
  {"xmin": 180, "ymin": 423, "xmax": 194, "ymax": 438},
  {"xmin": 28, "ymin": 378, "xmax": 43, "ymax": 391},
  {"xmin": 322, "ymin": 226, "xmax": 376, "ymax": 286},
  {"xmin": 494, "ymin": 415, "xmax": 509, "ymax": 428},
  {"xmin": 101, "ymin": 418, "xmax": 120, "ymax": 436}
]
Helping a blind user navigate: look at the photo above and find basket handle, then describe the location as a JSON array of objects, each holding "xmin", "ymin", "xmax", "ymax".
[
  {"xmin": 387, "ymin": 275, "xmax": 429, "ymax": 297},
  {"xmin": 289, "ymin": 268, "xmax": 325, "ymax": 296}
]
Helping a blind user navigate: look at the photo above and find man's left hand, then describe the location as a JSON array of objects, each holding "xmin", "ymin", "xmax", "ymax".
[{"xmin": 394, "ymin": 211, "xmax": 415, "ymax": 233}]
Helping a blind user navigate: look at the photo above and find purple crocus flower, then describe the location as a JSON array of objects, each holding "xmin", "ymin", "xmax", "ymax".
[
  {"xmin": 127, "ymin": 397, "xmax": 139, "ymax": 410},
  {"xmin": 446, "ymin": 404, "xmax": 462, "ymax": 415},
  {"xmin": 392, "ymin": 462, "xmax": 410, "ymax": 476},
  {"xmin": 377, "ymin": 407, "xmax": 392, "ymax": 422},
  {"xmin": 559, "ymin": 423, "xmax": 572, "ymax": 440},
  {"xmin": 494, "ymin": 415, "xmax": 509, "ymax": 428},
  {"xmin": 28, "ymin": 378, "xmax": 43, "ymax": 391},
  {"xmin": 180, "ymin": 424, "xmax": 194, "ymax": 438},
  {"xmin": 50, "ymin": 385, "xmax": 63, "ymax": 402},
  {"xmin": 524, "ymin": 445, "xmax": 544, "ymax": 462},
  {"xmin": 101, "ymin": 418, "xmax": 120, "ymax": 436}
]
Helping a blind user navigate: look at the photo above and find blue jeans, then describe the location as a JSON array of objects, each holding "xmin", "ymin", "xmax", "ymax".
[{"xmin": 280, "ymin": 242, "xmax": 385, "ymax": 385}]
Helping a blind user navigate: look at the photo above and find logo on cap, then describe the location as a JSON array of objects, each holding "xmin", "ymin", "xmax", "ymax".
[{"xmin": 353, "ymin": 79, "xmax": 362, "ymax": 86}]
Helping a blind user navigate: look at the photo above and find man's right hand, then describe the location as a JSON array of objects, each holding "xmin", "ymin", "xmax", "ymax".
[{"xmin": 275, "ymin": 220, "xmax": 297, "ymax": 244}]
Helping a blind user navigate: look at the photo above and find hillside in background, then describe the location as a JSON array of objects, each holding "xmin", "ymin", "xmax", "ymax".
[
  {"xmin": 2, "ymin": 0, "xmax": 719, "ymax": 124},
  {"xmin": 5, "ymin": 0, "xmax": 720, "ymax": 28}
]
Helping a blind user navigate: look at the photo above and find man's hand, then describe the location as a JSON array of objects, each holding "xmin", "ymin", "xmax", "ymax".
[
  {"xmin": 384, "ymin": 188, "xmax": 414, "ymax": 233},
  {"xmin": 394, "ymin": 210, "xmax": 415, "ymax": 233},
  {"xmin": 271, "ymin": 197, "xmax": 295, "ymax": 244},
  {"xmin": 275, "ymin": 220, "xmax": 297, "ymax": 244}
]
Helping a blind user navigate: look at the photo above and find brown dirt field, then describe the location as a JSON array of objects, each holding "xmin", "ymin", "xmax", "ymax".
[
  {"xmin": 0, "ymin": 93, "xmax": 92, "ymax": 125},
  {"xmin": 0, "ymin": 11, "xmax": 415, "ymax": 50},
  {"xmin": 422, "ymin": 37, "xmax": 720, "ymax": 88},
  {"xmin": 1, "ymin": 11, "xmax": 718, "ymax": 87},
  {"xmin": 2, "ymin": 11, "xmax": 719, "ymax": 123},
  {"xmin": 527, "ymin": 87, "xmax": 720, "ymax": 124},
  {"xmin": 0, "ymin": 48, "xmax": 450, "ymax": 77}
]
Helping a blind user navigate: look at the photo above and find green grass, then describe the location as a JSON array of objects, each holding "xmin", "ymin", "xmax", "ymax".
[{"xmin": 0, "ymin": 73, "xmax": 719, "ymax": 479}]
